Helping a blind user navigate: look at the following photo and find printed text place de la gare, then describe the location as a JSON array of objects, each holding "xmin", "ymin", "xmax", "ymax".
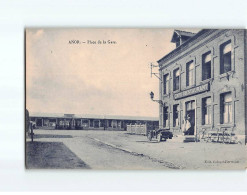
[{"xmin": 68, "ymin": 40, "xmax": 117, "ymax": 44}]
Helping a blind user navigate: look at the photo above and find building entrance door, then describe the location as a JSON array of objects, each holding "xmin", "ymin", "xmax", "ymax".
[{"xmin": 185, "ymin": 100, "xmax": 195, "ymax": 135}]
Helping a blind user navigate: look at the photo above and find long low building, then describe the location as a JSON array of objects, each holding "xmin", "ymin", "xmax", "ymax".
[{"xmin": 29, "ymin": 112, "xmax": 159, "ymax": 131}]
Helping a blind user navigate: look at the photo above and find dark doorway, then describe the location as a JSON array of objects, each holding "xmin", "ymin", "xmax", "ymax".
[{"xmin": 185, "ymin": 100, "xmax": 195, "ymax": 135}]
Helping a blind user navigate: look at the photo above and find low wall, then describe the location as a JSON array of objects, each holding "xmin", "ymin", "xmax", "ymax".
[{"xmin": 127, "ymin": 124, "xmax": 147, "ymax": 135}]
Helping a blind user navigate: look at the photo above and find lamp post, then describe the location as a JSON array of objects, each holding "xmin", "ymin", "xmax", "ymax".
[{"xmin": 150, "ymin": 91, "xmax": 163, "ymax": 105}]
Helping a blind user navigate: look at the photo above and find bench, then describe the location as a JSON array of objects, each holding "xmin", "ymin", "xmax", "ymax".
[{"xmin": 206, "ymin": 127, "xmax": 236, "ymax": 144}]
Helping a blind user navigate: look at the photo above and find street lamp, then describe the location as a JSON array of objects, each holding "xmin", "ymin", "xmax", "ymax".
[{"xmin": 149, "ymin": 91, "xmax": 163, "ymax": 105}]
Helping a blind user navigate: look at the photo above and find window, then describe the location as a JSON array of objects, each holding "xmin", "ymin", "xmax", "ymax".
[
  {"xmin": 36, "ymin": 119, "xmax": 42, "ymax": 126},
  {"xmin": 202, "ymin": 97, "xmax": 212, "ymax": 125},
  {"xmin": 108, "ymin": 120, "xmax": 112, "ymax": 127},
  {"xmin": 90, "ymin": 119, "xmax": 94, "ymax": 127},
  {"xmin": 94, "ymin": 120, "xmax": 99, "ymax": 128},
  {"xmin": 59, "ymin": 120, "xmax": 64, "ymax": 126},
  {"xmin": 173, "ymin": 104, "xmax": 179, "ymax": 127},
  {"xmin": 202, "ymin": 52, "xmax": 211, "ymax": 80},
  {"xmin": 72, "ymin": 119, "xmax": 75, "ymax": 126},
  {"xmin": 163, "ymin": 106, "xmax": 169, "ymax": 127},
  {"xmin": 163, "ymin": 74, "xmax": 169, "ymax": 94},
  {"xmin": 65, "ymin": 120, "xmax": 69, "ymax": 127},
  {"xmin": 118, "ymin": 121, "xmax": 122, "ymax": 128},
  {"xmin": 173, "ymin": 68, "xmax": 180, "ymax": 91},
  {"xmin": 220, "ymin": 41, "xmax": 232, "ymax": 74},
  {"xmin": 44, "ymin": 119, "xmax": 49, "ymax": 126},
  {"xmin": 76, "ymin": 120, "xmax": 80, "ymax": 126},
  {"xmin": 112, "ymin": 120, "xmax": 117, "ymax": 128},
  {"xmin": 100, "ymin": 120, "xmax": 104, "ymax": 127},
  {"xmin": 82, "ymin": 120, "xmax": 89, "ymax": 127},
  {"xmin": 220, "ymin": 92, "xmax": 232, "ymax": 124},
  {"xmin": 186, "ymin": 100, "xmax": 195, "ymax": 111},
  {"xmin": 186, "ymin": 61, "xmax": 194, "ymax": 86}
]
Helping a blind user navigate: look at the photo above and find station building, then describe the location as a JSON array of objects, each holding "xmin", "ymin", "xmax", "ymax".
[
  {"xmin": 157, "ymin": 29, "xmax": 247, "ymax": 144},
  {"xmin": 29, "ymin": 112, "xmax": 159, "ymax": 131}
]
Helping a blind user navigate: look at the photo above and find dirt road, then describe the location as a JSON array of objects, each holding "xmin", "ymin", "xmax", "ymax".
[{"xmin": 26, "ymin": 129, "xmax": 247, "ymax": 170}]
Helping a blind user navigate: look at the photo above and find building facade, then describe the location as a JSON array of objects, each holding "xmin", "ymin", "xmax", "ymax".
[
  {"xmin": 29, "ymin": 112, "xmax": 159, "ymax": 131},
  {"xmin": 157, "ymin": 29, "xmax": 247, "ymax": 144}
]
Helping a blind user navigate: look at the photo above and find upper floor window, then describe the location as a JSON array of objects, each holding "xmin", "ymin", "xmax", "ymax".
[
  {"xmin": 202, "ymin": 97, "xmax": 212, "ymax": 125},
  {"xmin": 186, "ymin": 61, "xmax": 194, "ymax": 86},
  {"xmin": 220, "ymin": 40, "xmax": 232, "ymax": 74},
  {"xmin": 202, "ymin": 51, "xmax": 211, "ymax": 80},
  {"xmin": 163, "ymin": 74, "xmax": 169, "ymax": 95},
  {"xmin": 173, "ymin": 68, "xmax": 180, "ymax": 91},
  {"xmin": 220, "ymin": 92, "xmax": 232, "ymax": 124}
]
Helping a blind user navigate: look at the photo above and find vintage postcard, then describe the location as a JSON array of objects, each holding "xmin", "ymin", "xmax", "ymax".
[{"xmin": 25, "ymin": 28, "xmax": 247, "ymax": 170}]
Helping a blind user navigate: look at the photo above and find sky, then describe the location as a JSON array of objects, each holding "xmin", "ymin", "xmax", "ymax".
[{"xmin": 26, "ymin": 28, "xmax": 200, "ymax": 117}]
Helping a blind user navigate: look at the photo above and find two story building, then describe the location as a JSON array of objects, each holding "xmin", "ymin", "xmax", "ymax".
[{"xmin": 157, "ymin": 29, "xmax": 247, "ymax": 144}]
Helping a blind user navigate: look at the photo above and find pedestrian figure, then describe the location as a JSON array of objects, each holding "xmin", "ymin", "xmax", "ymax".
[{"xmin": 182, "ymin": 115, "xmax": 191, "ymax": 135}]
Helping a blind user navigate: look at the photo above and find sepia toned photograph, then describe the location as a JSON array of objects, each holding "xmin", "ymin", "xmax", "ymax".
[{"xmin": 25, "ymin": 28, "xmax": 247, "ymax": 170}]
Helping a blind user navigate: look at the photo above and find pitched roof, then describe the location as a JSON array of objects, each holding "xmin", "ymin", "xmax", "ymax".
[
  {"xmin": 29, "ymin": 112, "xmax": 159, "ymax": 121},
  {"xmin": 171, "ymin": 30, "xmax": 196, "ymax": 43},
  {"xmin": 157, "ymin": 29, "xmax": 216, "ymax": 64}
]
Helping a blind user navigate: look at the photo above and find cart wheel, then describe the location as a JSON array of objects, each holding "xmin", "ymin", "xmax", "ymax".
[
  {"xmin": 157, "ymin": 133, "xmax": 161, "ymax": 142},
  {"xmin": 147, "ymin": 132, "xmax": 152, "ymax": 141}
]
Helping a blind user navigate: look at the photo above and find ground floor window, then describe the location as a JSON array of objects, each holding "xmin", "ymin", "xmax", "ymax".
[
  {"xmin": 202, "ymin": 97, "xmax": 212, "ymax": 125},
  {"xmin": 59, "ymin": 120, "xmax": 64, "ymax": 126},
  {"xmin": 72, "ymin": 119, "xmax": 75, "ymax": 126},
  {"xmin": 36, "ymin": 118, "xmax": 42, "ymax": 126},
  {"xmin": 112, "ymin": 120, "xmax": 117, "ymax": 128},
  {"xmin": 108, "ymin": 120, "xmax": 112, "ymax": 127},
  {"xmin": 163, "ymin": 106, "xmax": 169, "ymax": 127},
  {"xmin": 64, "ymin": 120, "xmax": 69, "ymax": 127},
  {"xmin": 220, "ymin": 92, "xmax": 232, "ymax": 124},
  {"xmin": 94, "ymin": 120, "xmax": 99, "ymax": 128},
  {"xmin": 89, "ymin": 119, "xmax": 94, "ymax": 127},
  {"xmin": 173, "ymin": 104, "xmax": 179, "ymax": 127},
  {"xmin": 82, "ymin": 119, "xmax": 89, "ymax": 127},
  {"xmin": 100, "ymin": 120, "xmax": 104, "ymax": 127},
  {"xmin": 43, "ymin": 119, "xmax": 49, "ymax": 126},
  {"xmin": 117, "ymin": 121, "xmax": 122, "ymax": 128},
  {"xmin": 76, "ymin": 120, "xmax": 81, "ymax": 126}
]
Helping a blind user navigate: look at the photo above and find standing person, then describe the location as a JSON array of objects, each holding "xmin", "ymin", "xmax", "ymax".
[
  {"xmin": 182, "ymin": 114, "xmax": 191, "ymax": 135},
  {"xmin": 185, "ymin": 115, "xmax": 191, "ymax": 135},
  {"xmin": 182, "ymin": 116, "xmax": 186, "ymax": 135}
]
